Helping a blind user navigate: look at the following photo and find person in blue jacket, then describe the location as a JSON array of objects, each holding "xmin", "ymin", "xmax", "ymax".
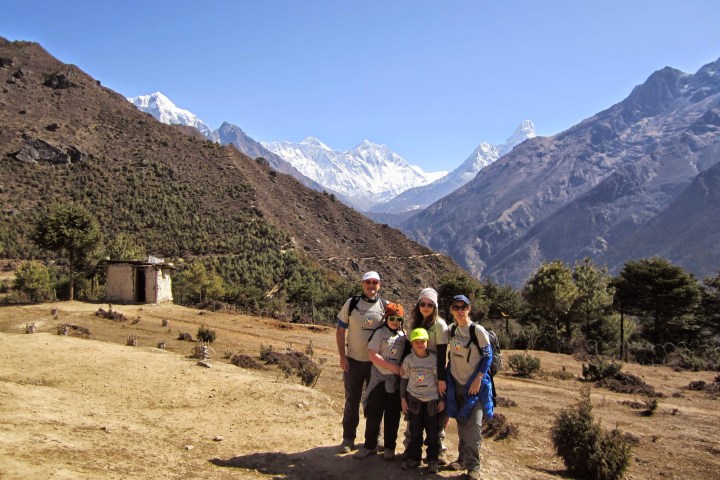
[{"xmin": 445, "ymin": 295, "xmax": 494, "ymax": 480}]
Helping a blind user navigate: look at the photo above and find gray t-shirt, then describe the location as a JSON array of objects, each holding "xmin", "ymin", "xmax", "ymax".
[
  {"xmin": 368, "ymin": 325, "xmax": 406, "ymax": 375},
  {"xmin": 401, "ymin": 351, "xmax": 439, "ymax": 402},
  {"xmin": 427, "ymin": 317, "xmax": 449, "ymax": 354},
  {"xmin": 448, "ymin": 323, "xmax": 490, "ymax": 385},
  {"xmin": 337, "ymin": 296, "xmax": 385, "ymax": 362}
]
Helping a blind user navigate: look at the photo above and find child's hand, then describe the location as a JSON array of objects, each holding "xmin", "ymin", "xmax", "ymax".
[
  {"xmin": 401, "ymin": 398, "xmax": 409, "ymax": 413},
  {"xmin": 438, "ymin": 400, "xmax": 445, "ymax": 413},
  {"xmin": 438, "ymin": 380, "xmax": 446, "ymax": 396}
]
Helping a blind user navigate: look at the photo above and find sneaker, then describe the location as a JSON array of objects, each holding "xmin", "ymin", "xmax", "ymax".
[
  {"xmin": 376, "ymin": 443, "xmax": 385, "ymax": 453},
  {"xmin": 466, "ymin": 468, "xmax": 482, "ymax": 479},
  {"xmin": 353, "ymin": 447, "xmax": 375, "ymax": 459},
  {"xmin": 401, "ymin": 459, "xmax": 421, "ymax": 470},
  {"xmin": 339, "ymin": 438, "xmax": 354, "ymax": 453},
  {"xmin": 383, "ymin": 449, "xmax": 395, "ymax": 461},
  {"xmin": 427, "ymin": 460, "xmax": 439, "ymax": 473},
  {"xmin": 448, "ymin": 460, "xmax": 464, "ymax": 471}
]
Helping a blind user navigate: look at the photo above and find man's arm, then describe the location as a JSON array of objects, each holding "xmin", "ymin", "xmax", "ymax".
[{"xmin": 336, "ymin": 326, "xmax": 349, "ymax": 373}]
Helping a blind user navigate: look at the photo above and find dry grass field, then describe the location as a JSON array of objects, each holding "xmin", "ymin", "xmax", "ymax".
[{"xmin": 0, "ymin": 301, "xmax": 718, "ymax": 479}]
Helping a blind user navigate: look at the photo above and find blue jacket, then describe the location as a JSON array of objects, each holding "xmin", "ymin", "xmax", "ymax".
[{"xmin": 446, "ymin": 345, "xmax": 494, "ymax": 420}]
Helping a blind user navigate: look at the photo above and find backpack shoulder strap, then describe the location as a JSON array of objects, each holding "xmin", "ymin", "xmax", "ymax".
[
  {"xmin": 367, "ymin": 324, "xmax": 385, "ymax": 344},
  {"xmin": 468, "ymin": 322, "xmax": 481, "ymax": 350},
  {"xmin": 347, "ymin": 295, "xmax": 362, "ymax": 316}
]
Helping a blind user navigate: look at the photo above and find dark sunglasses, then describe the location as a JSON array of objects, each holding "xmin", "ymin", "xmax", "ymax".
[
  {"xmin": 451, "ymin": 304, "xmax": 469, "ymax": 311},
  {"xmin": 363, "ymin": 280, "xmax": 380, "ymax": 285},
  {"xmin": 418, "ymin": 301, "xmax": 435, "ymax": 308},
  {"xmin": 386, "ymin": 316, "xmax": 403, "ymax": 322}
]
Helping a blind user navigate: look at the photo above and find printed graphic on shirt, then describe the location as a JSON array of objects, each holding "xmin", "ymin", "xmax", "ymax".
[{"xmin": 451, "ymin": 336, "xmax": 469, "ymax": 358}]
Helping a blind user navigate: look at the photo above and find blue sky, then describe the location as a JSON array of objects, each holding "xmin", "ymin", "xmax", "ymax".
[{"xmin": 3, "ymin": 1, "xmax": 720, "ymax": 172}]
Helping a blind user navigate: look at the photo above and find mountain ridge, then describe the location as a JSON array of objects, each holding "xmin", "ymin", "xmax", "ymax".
[{"xmin": 402, "ymin": 58, "xmax": 720, "ymax": 287}]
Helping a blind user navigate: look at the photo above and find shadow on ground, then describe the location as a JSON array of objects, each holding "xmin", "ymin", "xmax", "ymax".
[{"xmin": 210, "ymin": 446, "xmax": 458, "ymax": 479}]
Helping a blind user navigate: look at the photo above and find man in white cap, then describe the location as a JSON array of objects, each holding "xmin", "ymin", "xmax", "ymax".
[{"xmin": 336, "ymin": 271, "xmax": 387, "ymax": 453}]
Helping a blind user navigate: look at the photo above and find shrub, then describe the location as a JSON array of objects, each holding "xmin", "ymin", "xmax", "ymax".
[
  {"xmin": 582, "ymin": 356, "xmax": 623, "ymax": 381},
  {"xmin": 261, "ymin": 344, "xmax": 326, "ymax": 387},
  {"xmin": 688, "ymin": 380, "xmax": 706, "ymax": 391},
  {"xmin": 495, "ymin": 396, "xmax": 518, "ymax": 408},
  {"xmin": 665, "ymin": 349, "xmax": 705, "ymax": 372},
  {"xmin": 483, "ymin": 412, "xmax": 519, "ymax": 440},
  {"xmin": 546, "ymin": 367, "xmax": 576, "ymax": 381},
  {"xmin": 551, "ymin": 387, "xmax": 632, "ymax": 480},
  {"xmin": 598, "ymin": 372, "xmax": 663, "ymax": 397},
  {"xmin": 508, "ymin": 352, "xmax": 541, "ymax": 377},
  {"xmin": 13, "ymin": 261, "xmax": 54, "ymax": 302},
  {"xmin": 641, "ymin": 398, "xmax": 658, "ymax": 416},
  {"xmin": 197, "ymin": 324, "xmax": 216, "ymax": 343},
  {"xmin": 231, "ymin": 354, "xmax": 263, "ymax": 369}
]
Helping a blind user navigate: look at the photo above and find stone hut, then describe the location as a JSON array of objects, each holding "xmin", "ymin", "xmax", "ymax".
[{"xmin": 103, "ymin": 256, "xmax": 174, "ymax": 304}]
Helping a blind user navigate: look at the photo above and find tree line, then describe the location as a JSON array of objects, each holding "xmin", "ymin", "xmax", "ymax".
[{"xmin": 2, "ymin": 203, "xmax": 718, "ymax": 371}]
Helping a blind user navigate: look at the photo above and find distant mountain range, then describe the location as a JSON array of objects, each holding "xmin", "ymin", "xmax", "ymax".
[
  {"xmin": 262, "ymin": 137, "xmax": 446, "ymax": 207},
  {"xmin": 402, "ymin": 57, "xmax": 720, "ymax": 287},
  {"xmin": 128, "ymin": 92, "xmax": 447, "ymax": 209},
  {"xmin": 371, "ymin": 120, "xmax": 536, "ymax": 214}
]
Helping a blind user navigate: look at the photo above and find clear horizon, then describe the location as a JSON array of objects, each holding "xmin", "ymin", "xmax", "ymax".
[{"xmin": 2, "ymin": 0, "xmax": 719, "ymax": 172}]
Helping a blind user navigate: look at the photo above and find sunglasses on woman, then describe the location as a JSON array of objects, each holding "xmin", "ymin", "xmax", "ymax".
[
  {"xmin": 451, "ymin": 304, "xmax": 469, "ymax": 311},
  {"xmin": 418, "ymin": 301, "xmax": 435, "ymax": 308}
]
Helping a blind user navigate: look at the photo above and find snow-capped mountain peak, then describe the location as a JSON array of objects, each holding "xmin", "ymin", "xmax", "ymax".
[
  {"xmin": 263, "ymin": 137, "xmax": 447, "ymax": 207},
  {"xmin": 127, "ymin": 92, "xmax": 213, "ymax": 137},
  {"xmin": 369, "ymin": 121, "xmax": 536, "ymax": 214}
]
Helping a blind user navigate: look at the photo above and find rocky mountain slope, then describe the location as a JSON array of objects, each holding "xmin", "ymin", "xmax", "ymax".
[
  {"xmin": 403, "ymin": 58, "xmax": 720, "ymax": 287},
  {"xmin": 0, "ymin": 37, "xmax": 464, "ymax": 304},
  {"xmin": 372, "ymin": 121, "xmax": 536, "ymax": 214},
  {"xmin": 127, "ymin": 92, "xmax": 350, "ymax": 203}
]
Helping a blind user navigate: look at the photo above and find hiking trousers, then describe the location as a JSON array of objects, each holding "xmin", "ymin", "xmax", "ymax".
[
  {"xmin": 342, "ymin": 358, "xmax": 372, "ymax": 441},
  {"xmin": 406, "ymin": 404, "xmax": 441, "ymax": 462},
  {"xmin": 453, "ymin": 382, "xmax": 483, "ymax": 472},
  {"xmin": 362, "ymin": 383, "xmax": 401, "ymax": 451}
]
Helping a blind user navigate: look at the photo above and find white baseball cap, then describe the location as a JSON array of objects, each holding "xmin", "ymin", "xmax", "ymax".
[{"xmin": 362, "ymin": 271, "xmax": 381, "ymax": 282}]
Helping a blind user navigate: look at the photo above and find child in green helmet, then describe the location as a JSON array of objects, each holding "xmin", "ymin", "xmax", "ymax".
[{"xmin": 399, "ymin": 327, "xmax": 445, "ymax": 473}]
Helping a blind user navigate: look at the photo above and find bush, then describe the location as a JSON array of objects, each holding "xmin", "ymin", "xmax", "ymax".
[
  {"xmin": 13, "ymin": 261, "xmax": 54, "ymax": 302},
  {"xmin": 598, "ymin": 372, "xmax": 663, "ymax": 397},
  {"xmin": 482, "ymin": 412, "xmax": 519, "ymax": 440},
  {"xmin": 508, "ymin": 352, "xmax": 541, "ymax": 377},
  {"xmin": 551, "ymin": 387, "xmax": 632, "ymax": 480},
  {"xmin": 197, "ymin": 324, "xmax": 216, "ymax": 343},
  {"xmin": 231, "ymin": 354, "xmax": 263, "ymax": 369},
  {"xmin": 582, "ymin": 356, "xmax": 623, "ymax": 381},
  {"xmin": 260, "ymin": 344, "xmax": 326, "ymax": 387}
]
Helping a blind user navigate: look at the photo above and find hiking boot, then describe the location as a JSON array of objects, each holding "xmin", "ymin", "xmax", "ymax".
[
  {"xmin": 436, "ymin": 452, "xmax": 449, "ymax": 466},
  {"xmin": 340, "ymin": 439, "xmax": 354, "ymax": 453},
  {"xmin": 353, "ymin": 447, "xmax": 375, "ymax": 459},
  {"xmin": 401, "ymin": 459, "xmax": 421, "ymax": 470},
  {"xmin": 383, "ymin": 448, "xmax": 395, "ymax": 461},
  {"xmin": 466, "ymin": 468, "xmax": 482, "ymax": 479},
  {"xmin": 448, "ymin": 460, "xmax": 464, "ymax": 471},
  {"xmin": 427, "ymin": 460, "xmax": 439, "ymax": 473},
  {"xmin": 339, "ymin": 438, "xmax": 354, "ymax": 454},
  {"xmin": 376, "ymin": 443, "xmax": 385, "ymax": 453}
]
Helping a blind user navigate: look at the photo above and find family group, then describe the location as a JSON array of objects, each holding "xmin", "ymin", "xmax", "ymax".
[{"xmin": 336, "ymin": 271, "xmax": 495, "ymax": 479}]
